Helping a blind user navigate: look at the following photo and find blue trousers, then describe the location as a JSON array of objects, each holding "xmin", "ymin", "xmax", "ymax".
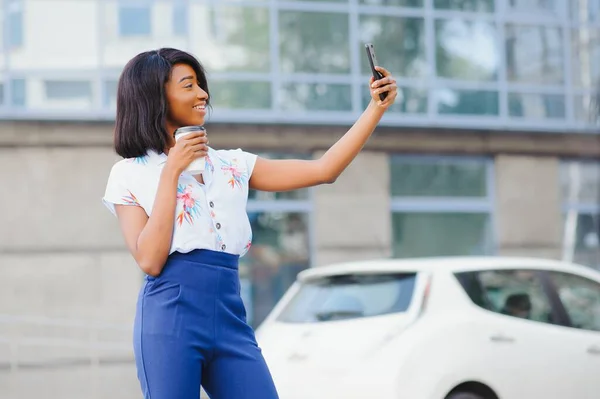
[{"xmin": 133, "ymin": 249, "xmax": 279, "ymax": 399}]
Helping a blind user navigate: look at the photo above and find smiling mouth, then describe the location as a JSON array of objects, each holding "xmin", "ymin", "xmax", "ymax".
[{"xmin": 193, "ymin": 104, "xmax": 206, "ymax": 111}]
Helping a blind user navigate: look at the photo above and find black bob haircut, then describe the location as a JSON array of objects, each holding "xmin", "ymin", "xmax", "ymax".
[{"xmin": 114, "ymin": 48, "xmax": 210, "ymax": 159}]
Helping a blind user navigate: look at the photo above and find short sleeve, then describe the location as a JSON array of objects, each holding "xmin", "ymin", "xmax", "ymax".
[
  {"xmin": 102, "ymin": 161, "xmax": 141, "ymax": 216},
  {"xmin": 240, "ymin": 149, "xmax": 258, "ymax": 177},
  {"xmin": 220, "ymin": 148, "xmax": 258, "ymax": 178}
]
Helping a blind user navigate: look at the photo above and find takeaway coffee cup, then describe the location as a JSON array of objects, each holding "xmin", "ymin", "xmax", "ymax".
[{"xmin": 174, "ymin": 125, "xmax": 206, "ymax": 175}]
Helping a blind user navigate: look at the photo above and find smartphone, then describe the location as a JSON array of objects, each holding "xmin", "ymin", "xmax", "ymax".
[{"xmin": 364, "ymin": 43, "xmax": 387, "ymax": 101}]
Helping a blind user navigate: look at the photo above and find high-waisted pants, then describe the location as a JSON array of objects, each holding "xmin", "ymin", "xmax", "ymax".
[{"xmin": 133, "ymin": 249, "xmax": 279, "ymax": 399}]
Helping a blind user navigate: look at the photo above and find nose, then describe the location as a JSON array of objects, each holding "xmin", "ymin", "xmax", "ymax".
[{"xmin": 196, "ymin": 86, "xmax": 208, "ymax": 101}]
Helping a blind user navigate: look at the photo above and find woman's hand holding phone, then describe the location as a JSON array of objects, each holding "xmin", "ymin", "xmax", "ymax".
[{"xmin": 365, "ymin": 43, "xmax": 398, "ymax": 110}]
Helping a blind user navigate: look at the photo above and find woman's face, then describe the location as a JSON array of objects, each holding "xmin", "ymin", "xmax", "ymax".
[{"xmin": 165, "ymin": 63, "xmax": 208, "ymax": 138}]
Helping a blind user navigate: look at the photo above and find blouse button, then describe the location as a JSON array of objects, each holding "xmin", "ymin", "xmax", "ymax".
[
  {"xmin": 216, "ymin": 222, "xmax": 221, "ymax": 230},
  {"xmin": 221, "ymin": 244, "xmax": 227, "ymax": 251},
  {"xmin": 209, "ymin": 201, "xmax": 214, "ymax": 208}
]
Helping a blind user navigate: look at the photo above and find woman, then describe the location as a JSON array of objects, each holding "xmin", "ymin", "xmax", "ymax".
[{"xmin": 102, "ymin": 48, "xmax": 397, "ymax": 399}]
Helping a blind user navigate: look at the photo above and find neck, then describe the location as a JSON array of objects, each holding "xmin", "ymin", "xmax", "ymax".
[{"xmin": 165, "ymin": 121, "xmax": 179, "ymax": 137}]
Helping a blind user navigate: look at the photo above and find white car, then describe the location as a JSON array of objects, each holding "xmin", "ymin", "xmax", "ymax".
[{"xmin": 256, "ymin": 257, "xmax": 600, "ymax": 399}]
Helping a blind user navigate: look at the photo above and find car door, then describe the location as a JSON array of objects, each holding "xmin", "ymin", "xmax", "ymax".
[
  {"xmin": 543, "ymin": 270, "xmax": 600, "ymax": 399},
  {"xmin": 468, "ymin": 269, "xmax": 571, "ymax": 399}
]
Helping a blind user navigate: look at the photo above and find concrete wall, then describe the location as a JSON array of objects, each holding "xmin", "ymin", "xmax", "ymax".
[
  {"xmin": 0, "ymin": 364, "xmax": 140, "ymax": 399},
  {"xmin": 0, "ymin": 146, "xmax": 141, "ymax": 321},
  {"xmin": 314, "ymin": 151, "xmax": 391, "ymax": 266},
  {"xmin": 494, "ymin": 155, "xmax": 563, "ymax": 259},
  {"xmin": 0, "ymin": 143, "xmax": 140, "ymax": 398}
]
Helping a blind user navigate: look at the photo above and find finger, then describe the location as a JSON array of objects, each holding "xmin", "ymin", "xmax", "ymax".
[
  {"xmin": 183, "ymin": 131, "xmax": 206, "ymax": 141},
  {"xmin": 195, "ymin": 150, "xmax": 208, "ymax": 158},
  {"xmin": 375, "ymin": 87, "xmax": 395, "ymax": 101},
  {"xmin": 380, "ymin": 95, "xmax": 395, "ymax": 107},
  {"xmin": 375, "ymin": 66, "xmax": 390, "ymax": 77},
  {"xmin": 379, "ymin": 91, "xmax": 397, "ymax": 108},
  {"xmin": 373, "ymin": 86, "xmax": 389, "ymax": 95},
  {"xmin": 180, "ymin": 136, "xmax": 201, "ymax": 147},
  {"xmin": 189, "ymin": 136, "xmax": 208, "ymax": 145},
  {"xmin": 372, "ymin": 76, "xmax": 395, "ymax": 89},
  {"xmin": 374, "ymin": 83, "xmax": 397, "ymax": 95},
  {"xmin": 383, "ymin": 86, "xmax": 398, "ymax": 99},
  {"xmin": 191, "ymin": 144, "xmax": 208, "ymax": 152}
]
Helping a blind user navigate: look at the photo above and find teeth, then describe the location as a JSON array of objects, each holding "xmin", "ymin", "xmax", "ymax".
[{"xmin": 194, "ymin": 105, "xmax": 205, "ymax": 110}]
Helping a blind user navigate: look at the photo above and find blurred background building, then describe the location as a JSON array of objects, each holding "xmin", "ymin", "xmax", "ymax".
[{"xmin": 0, "ymin": 0, "xmax": 599, "ymax": 398}]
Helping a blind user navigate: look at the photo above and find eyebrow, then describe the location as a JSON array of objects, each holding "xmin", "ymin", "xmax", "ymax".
[{"xmin": 178, "ymin": 75, "xmax": 194, "ymax": 83}]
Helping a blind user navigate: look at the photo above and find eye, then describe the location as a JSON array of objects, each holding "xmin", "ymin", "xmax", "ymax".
[{"xmin": 184, "ymin": 84, "xmax": 193, "ymax": 89}]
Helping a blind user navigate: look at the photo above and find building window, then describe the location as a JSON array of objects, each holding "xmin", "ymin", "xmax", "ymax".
[
  {"xmin": 505, "ymin": 25, "xmax": 564, "ymax": 85},
  {"xmin": 241, "ymin": 153, "xmax": 313, "ymax": 327},
  {"xmin": 360, "ymin": 16, "xmax": 426, "ymax": 78},
  {"xmin": 41, "ymin": 80, "xmax": 94, "ymax": 110},
  {"xmin": 434, "ymin": 89, "xmax": 500, "ymax": 116},
  {"xmin": 280, "ymin": 83, "xmax": 352, "ymax": 112},
  {"xmin": 11, "ymin": 78, "xmax": 25, "ymax": 107},
  {"xmin": 173, "ymin": 2, "xmax": 188, "ymax": 37},
  {"xmin": 118, "ymin": 4, "xmax": 151, "ymax": 37},
  {"xmin": 435, "ymin": 19, "xmax": 499, "ymax": 82},
  {"xmin": 7, "ymin": 0, "xmax": 23, "ymax": 48},
  {"xmin": 210, "ymin": 80, "xmax": 271, "ymax": 110},
  {"xmin": 194, "ymin": 6, "xmax": 270, "ymax": 73},
  {"xmin": 279, "ymin": 11, "xmax": 350, "ymax": 74},
  {"xmin": 390, "ymin": 156, "xmax": 495, "ymax": 258},
  {"xmin": 44, "ymin": 80, "xmax": 92, "ymax": 101},
  {"xmin": 507, "ymin": 0, "xmax": 563, "ymax": 14},
  {"xmin": 508, "ymin": 93, "xmax": 566, "ymax": 119},
  {"xmin": 104, "ymin": 79, "xmax": 118, "ymax": 109},
  {"xmin": 561, "ymin": 160, "xmax": 600, "ymax": 269}
]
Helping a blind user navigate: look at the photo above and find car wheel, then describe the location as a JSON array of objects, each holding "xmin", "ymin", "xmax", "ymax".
[{"xmin": 446, "ymin": 393, "xmax": 485, "ymax": 399}]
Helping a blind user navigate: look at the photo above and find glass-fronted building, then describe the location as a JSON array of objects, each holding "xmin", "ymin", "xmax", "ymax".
[
  {"xmin": 2, "ymin": 0, "xmax": 599, "ymax": 130},
  {"xmin": 1, "ymin": 0, "xmax": 599, "ymax": 330}
]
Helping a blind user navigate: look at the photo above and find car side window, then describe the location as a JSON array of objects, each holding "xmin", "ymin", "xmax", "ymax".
[
  {"xmin": 469, "ymin": 270, "xmax": 556, "ymax": 324},
  {"xmin": 548, "ymin": 272, "xmax": 600, "ymax": 332}
]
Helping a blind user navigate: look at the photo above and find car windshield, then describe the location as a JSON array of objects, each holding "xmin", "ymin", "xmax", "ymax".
[{"xmin": 276, "ymin": 273, "xmax": 417, "ymax": 323}]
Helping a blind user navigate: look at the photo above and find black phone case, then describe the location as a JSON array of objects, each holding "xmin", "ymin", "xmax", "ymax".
[{"xmin": 365, "ymin": 43, "xmax": 387, "ymax": 101}]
